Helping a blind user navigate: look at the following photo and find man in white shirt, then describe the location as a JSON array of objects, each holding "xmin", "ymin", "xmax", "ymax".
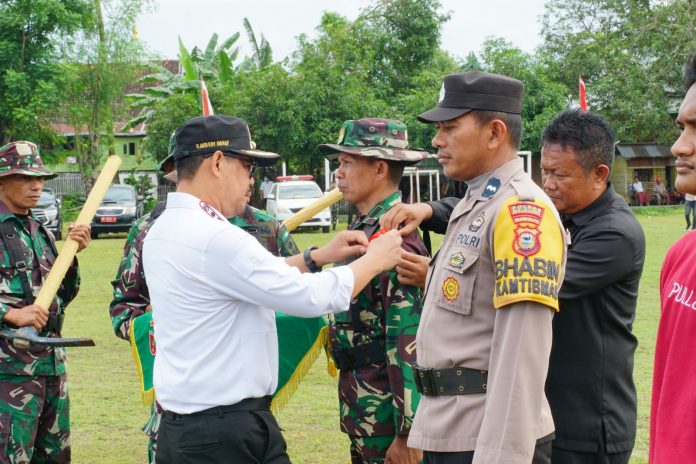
[
  {"xmin": 143, "ymin": 115, "xmax": 403, "ymax": 464},
  {"xmin": 631, "ymin": 176, "xmax": 647, "ymax": 206}
]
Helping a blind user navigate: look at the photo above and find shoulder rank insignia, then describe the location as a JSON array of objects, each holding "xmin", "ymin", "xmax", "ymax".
[
  {"xmin": 469, "ymin": 212, "xmax": 485, "ymax": 232},
  {"xmin": 449, "ymin": 252, "xmax": 465, "ymax": 268},
  {"xmin": 483, "ymin": 178, "xmax": 501, "ymax": 198},
  {"xmin": 509, "ymin": 201, "xmax": 544, "ymax": 257},
  {"xmin": 442, "ymin": 276, "xmax": 460, "ymax": 302}
]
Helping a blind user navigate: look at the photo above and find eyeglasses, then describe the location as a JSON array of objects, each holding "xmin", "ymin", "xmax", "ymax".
[{"xmin": 223, "ymin": 153, "xmax": 257, "ymax": 178}]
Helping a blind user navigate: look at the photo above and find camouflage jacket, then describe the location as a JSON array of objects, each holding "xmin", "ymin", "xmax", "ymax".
[
  {"xmin": 109, "ymin": 203, "xmax": 300, "ymax": 340},
  {"xmin": 328, "ymin": 192, "xmax": 427, "ymax": 437},
  {"xmin": 0, "ymin": 201, "xmax": 80, "ymax": 376}
]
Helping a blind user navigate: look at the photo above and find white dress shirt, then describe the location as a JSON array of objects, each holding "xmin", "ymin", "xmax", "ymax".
[{"xmin": 143, "ymin": 192, "xmax": 353, "ymax": 413}]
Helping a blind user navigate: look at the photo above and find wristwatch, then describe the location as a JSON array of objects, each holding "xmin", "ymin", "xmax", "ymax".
[{"xmin": 303, "ymin": 246, "xmax": 322, "ymax": 273}]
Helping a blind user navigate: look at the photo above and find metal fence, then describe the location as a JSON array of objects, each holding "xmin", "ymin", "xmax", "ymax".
[{"xmin": 44, "ymin": 173, "xmax": 85, "ymax": 197}]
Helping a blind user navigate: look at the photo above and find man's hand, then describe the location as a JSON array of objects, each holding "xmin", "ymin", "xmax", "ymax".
[
  {"xmin": 2, "ymin": 305, "xmax": 49, "ymax": 331},
  {"xmin": 365, "ymin": 229, "xmax": 403, "ymax": 272},
  {"xmin": 67, "ymin": 223, "xmax": 91, "ymax": 253},
  {"xmin": 312, "ymin": 230, "xmax": 369, "ymax": 266},
  {"xmin": 379, "ymin": 203, "xmax": 433, "ymax": 236},
  {"xmin": 385, "ymin": 435, "xmax": 422, "ymax": 464},
  {"xmin": 396, "ymin": 250, "xmax": 431, "ymax": 289}
]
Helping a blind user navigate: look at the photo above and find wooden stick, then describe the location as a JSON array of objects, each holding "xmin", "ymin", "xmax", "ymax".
[
  {"xmin": 34, "ymin": 156, "xmax": 122, "ymax": 309},
  {"xmin": 282, "ymin": 188, "xmax": 343, "ymax": 232}
]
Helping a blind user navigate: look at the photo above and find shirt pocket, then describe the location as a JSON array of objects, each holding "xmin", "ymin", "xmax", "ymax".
[{"xmin": 434, "ymin": 248, "xmax": 480, "ymax": 316}]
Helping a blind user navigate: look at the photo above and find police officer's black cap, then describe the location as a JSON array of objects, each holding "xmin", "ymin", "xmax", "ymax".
[
  {"xmin": 171, "ymin": 115, "xmax": 280, "ymax": 167},
  {"xmin": 417, "ymin": 71, "xmax": 525, "ymax": 123}
]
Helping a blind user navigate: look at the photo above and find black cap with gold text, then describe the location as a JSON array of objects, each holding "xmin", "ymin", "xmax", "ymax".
[{"xmin": 172, "ymin": 115, "xmax": 280, "ymax": 167}]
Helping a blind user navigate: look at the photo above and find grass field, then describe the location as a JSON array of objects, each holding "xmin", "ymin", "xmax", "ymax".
[{"xmin": 61, "ymin": 207, "xmax": 687, "ymax": 463}]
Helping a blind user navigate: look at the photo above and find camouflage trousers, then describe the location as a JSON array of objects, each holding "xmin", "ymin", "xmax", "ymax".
[
  {"xmin": 0, "ymin": 373, "xmax": 70, "ymax": 464},
  {"xmin": 142, "ymin": 404, "xmax": 160, "ymax": 464},
  {"xmin": 349, "ymin": 434, "xmax": 394, "ymax": 464}
]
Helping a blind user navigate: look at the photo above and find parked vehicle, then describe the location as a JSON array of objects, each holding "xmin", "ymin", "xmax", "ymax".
[
  {"xmin": 90, "ymin": 184, "xmax": 143, "ymax": 239},
  {"xmin": 32, "ymin": 188, "xmax": 62, "ymax": 240},
  {"xmin": 266, "ymin": 176, "xmax": 331, "ymax": 233}
]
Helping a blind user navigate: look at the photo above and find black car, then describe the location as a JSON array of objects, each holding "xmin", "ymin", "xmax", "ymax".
[
  {"xmin": 32, "ymin": 188, "xmax": 63, "ymax": 240},
  {"xmin": 91, "ymin": 184, "xmax": 144, "ymax": 238}
]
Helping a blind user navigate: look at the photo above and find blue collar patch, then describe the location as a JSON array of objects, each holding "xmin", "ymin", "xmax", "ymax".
[{"xmin": 482, "ymin": 178, "xmax": 501, "ymax": 198}]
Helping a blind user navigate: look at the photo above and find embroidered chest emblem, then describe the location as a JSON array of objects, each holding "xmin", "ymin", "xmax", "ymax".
[
  {"xmin": 469, "ymin": 212, "xmax": 485, "ymax": 232},
  {"xmin": 509, "ymin": 202, "xmax": 545, "ymax": 257},
  {"xmin": 449, "ymin": 252, "xmax": 465, "ymax": 268},
  {"xmin": 441, "ymin": 277, "xmax": 460, "ymax": 302}
]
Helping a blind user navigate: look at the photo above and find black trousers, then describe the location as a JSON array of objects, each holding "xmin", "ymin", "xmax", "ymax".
[
  {"xmin": 423, "ymin": 435, "xmax": 553, "ymax": 464},
  {"xmin": 156, "ymin": 397, "xmax": 291, "ymax": 464}
]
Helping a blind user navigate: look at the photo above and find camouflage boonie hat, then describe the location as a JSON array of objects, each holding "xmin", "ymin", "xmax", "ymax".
[
  {"xmin": 0, "ymin": 141, "xmax": 56, "ymax": 179},
  {"xmin": 318, "ymin": 118, "xmax": 429, "ymax": 165}
]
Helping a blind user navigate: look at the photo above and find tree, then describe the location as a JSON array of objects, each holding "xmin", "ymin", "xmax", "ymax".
[
  {"xmin": 540, "ymin": 0, "xmax": 696, "ymax": 143},
  {"xmin": 477, "ymin": 38, "xmax": 568, "ymax": 152},
  {"xmin": 62, "ymin": 0, "xmax": 151, "ymax": 190},
  {"xmin": 0, "ymin": 0, "xmax": 92, "ymax": 147}
]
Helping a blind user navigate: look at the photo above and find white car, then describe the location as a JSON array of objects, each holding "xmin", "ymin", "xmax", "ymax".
[{"xmin": 266, "ymin": 178, "xmax": 331, "ymax": 233}]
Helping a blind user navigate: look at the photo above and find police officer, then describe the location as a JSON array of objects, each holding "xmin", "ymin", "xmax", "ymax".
[
  {"xmin": 319, "ymin": 118, "xmax": 429, "ymax": 464},
  {"xmin": 142, "ymin": 115, "xmax": 404, "ymax": 464},
  {"xmin": 109, "ymin": 153, "xmax": 300, "ymax": 464},
  {"xmin": 380, "ymin": 72, "xmax": 568, "ymax": 464},
  {"xmin": 0, "ymin": 141, "xmax": 91, "ymax": 463}
]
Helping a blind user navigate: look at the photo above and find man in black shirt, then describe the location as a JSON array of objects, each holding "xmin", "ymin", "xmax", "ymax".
[
  {"xmin": 382, "ymin": 110, "xmax": 645, "ymax": 464},
  {"xmin": 540, "ymin": 110, "xmax": 645, "ymax": 464}
]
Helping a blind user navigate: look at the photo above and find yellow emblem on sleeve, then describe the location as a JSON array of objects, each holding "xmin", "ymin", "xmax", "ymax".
[
  {"xmin": 493, "ymin": 195, "xmax": 564, "ymax": 311},
  {"xmin": 442, "ymin": 277, "xmax": 460, "ymax": 302}
]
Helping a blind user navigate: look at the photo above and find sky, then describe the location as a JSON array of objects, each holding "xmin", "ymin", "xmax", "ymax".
[{"xmin": 136, "ymin": 0, "xmax": 548, "ymax": 63}]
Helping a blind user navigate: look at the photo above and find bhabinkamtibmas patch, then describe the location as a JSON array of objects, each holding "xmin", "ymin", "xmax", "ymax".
[{"xmin": 492, "ymin": 196, "xmax": 564, "ymax": 310}]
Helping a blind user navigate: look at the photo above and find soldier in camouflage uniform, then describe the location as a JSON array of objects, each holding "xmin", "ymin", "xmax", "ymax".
[
  {"xmin": 109, "ymin": 168, "xmax": 299, "ymax": 463},
  {"xmin": 0, "ymin": 141, "xmax": 91, "ymax": 464},
  {"xmin": 318, "ymin": 119, "xmax": 430, "ymax": 464}
]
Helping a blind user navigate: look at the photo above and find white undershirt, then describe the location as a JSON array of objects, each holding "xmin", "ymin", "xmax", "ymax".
[{"xmin": 143, "ymin": 192, "xmax": 353, "ymax": 413}]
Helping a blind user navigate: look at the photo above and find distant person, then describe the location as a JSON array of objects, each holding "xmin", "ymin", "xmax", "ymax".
[
  {"xmin": 654, "ymin": 177, "xmax": 669, "ymax": 205},
  {"xmin": 631, "ymin": 176, "xmax": 648, "ymax": 206},
  {"xmin": 684, "ymin": 192, "xmax": 696, "ymax": 230},
  {"xmin": 261, "ymin": 175, "xmax": 274, "ymax": 207}
]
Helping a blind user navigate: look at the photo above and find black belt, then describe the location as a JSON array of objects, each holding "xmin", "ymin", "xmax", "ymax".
[
  {"xmin": 331, "ymin": 339, "xmax": 386, "ymax": 370},
  {"xmin": 162, "ymin": 396, "xmax": 272, "ymax": 420},
  {"xmin": 412, "ymin": 364, "xmax": 488, "ymax": 396}
]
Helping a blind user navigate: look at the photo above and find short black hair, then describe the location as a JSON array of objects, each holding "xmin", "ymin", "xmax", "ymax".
[
  {"xmin": 541, "ymin": 110, "xmax": 615, "ymax": 175},
  {"xmin": 175, "ymin": 153, "xmax": 208, "ymax": 180},
  {"xmin": 685, "ymin": 53, "xmax": 696, "ymax": 91},
  {"xmin": 470, "ymin": 110, "xmax": 523, "ymax": 149}
]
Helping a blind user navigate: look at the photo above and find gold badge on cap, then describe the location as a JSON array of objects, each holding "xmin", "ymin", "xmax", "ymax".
[
  {"xmin": 441, "ymin": 277, "xmax": 460, "ymax": 302},
  {"xmin": 337, "ymin": 126, "xmax": 345, "ymax": 144}
]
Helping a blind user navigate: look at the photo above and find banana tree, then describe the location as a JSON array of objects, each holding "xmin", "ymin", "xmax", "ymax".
[{"xmin": 124, "ymin": 32, "xmax": 239, "ymax": 129}]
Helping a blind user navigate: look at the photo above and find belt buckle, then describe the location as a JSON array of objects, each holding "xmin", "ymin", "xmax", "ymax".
[{"xmin": 413, "ymin": 364, "xmax": 436, "ymax": 396}]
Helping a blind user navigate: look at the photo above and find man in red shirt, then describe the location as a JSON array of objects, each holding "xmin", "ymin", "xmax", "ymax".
[{"xmin": 650, "ymin": 52, "xmax": 696, "ymax": 463}]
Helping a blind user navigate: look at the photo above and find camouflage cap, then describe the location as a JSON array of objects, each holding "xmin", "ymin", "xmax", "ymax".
[
  {"xmin": 0, "ymin": 141, "xmax": 56, "ymax": 179},
  {"xmin": 318, "ymin": 118, "xmax": 429, "ymax": 165}
]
